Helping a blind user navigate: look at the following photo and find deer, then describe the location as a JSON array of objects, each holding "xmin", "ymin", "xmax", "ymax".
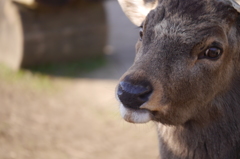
[{"xmin": 116, "ymin": 0, "xmax": 240, "ymax": 158}]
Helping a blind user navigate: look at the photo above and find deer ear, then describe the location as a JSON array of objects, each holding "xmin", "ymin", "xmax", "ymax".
[
  {"xmin": 223, "ymin": 0, "xmax": 240, "ymax": 12},
  {"xmin": 118, "ymin": 0, "xmax": 158, "ymax": 26}
]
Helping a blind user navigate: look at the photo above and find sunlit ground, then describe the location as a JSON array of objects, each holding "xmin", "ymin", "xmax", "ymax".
[
  {"xmin": 0, "ymin": 1, "xmax": 158, "ymax": 159},
  {"xmin": 0, "ymin": 64, "xmax": 158, "ymax": 159}
]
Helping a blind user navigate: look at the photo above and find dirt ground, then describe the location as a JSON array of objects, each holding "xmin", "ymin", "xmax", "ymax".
[
  {"xmin": 0, "ymin": 77, "xmax": 158, "ymax": 159},
  {"xmin": 0, "ymin": 1, "xmax": 159, "ymax": 159}
]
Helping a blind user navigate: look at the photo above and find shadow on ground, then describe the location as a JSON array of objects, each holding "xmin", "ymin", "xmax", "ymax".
[{"xmin": 28, "ymin": 56, "xmax": 107, "ymax": 78}]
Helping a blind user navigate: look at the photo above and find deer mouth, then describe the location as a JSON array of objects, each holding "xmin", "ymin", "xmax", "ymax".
[{"xmin": 120, "ymin": 104, "xmax": 152, "ymax": 123}]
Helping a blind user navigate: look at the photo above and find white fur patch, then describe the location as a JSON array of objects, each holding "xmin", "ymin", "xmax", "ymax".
[{"xmin": 120, "ymin": 104, "xmax": 152, "ymax": 123}]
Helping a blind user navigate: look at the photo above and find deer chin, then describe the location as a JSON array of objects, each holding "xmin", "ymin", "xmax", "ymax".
[{"xmin": 120, "ymin": 104, "xmax": 152, "ymax": 123}]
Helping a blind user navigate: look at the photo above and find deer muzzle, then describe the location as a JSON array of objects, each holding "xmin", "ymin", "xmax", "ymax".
[{"xmin": 117, "ymin": 75, "xmax": 154, "ymax": 123}]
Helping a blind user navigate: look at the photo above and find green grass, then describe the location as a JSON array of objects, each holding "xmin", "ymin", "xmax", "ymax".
[
  {"xmin": 0, "ymin": 56, "xmax": 106, "ymax": 91},
  {"xmin": 28, "ymin": 56, "xmax": 106, "ymax": 77},
  {"xmin": 0, "ymin": 64, "xmax": 55, "ymax": 91}
]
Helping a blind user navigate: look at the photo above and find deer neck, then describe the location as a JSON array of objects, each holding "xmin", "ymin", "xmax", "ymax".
[{"xmin": 156, "ymin": 82, "xmax": 240, "ymax": 159}]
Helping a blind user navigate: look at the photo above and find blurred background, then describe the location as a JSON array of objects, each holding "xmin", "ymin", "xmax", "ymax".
[{"xmin": 0, "ymin": 0, "xmax": 158, "ymax": 159}]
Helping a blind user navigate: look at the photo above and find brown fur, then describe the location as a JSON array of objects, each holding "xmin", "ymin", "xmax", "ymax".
[{"xmin": 117, "ymin": 0, "xmax": 240, "ymax": 158}]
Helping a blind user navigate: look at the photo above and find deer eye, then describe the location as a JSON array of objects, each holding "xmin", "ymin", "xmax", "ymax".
[
  {"xmin": 198, "ymin": 47, "xmax": 222, "ymax": 60},
  {"xmin": 139, "ymin": 27, "xmax": 143, "ymax": 41},
  {"xmin": 204, "ymin": 47, "xmax": 222, "ymax": 59}
]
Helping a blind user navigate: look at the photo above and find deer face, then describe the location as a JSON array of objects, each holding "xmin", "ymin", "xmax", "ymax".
[{"xmin": 117, "ymin": 0, "xmax": 240, "ymax": 125}]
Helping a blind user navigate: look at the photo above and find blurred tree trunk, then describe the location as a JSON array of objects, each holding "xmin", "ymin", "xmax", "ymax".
[
  {"xmin": 0, "ymin": 0, "xmax": 107, "ymax": 69},
  {"xmin": 0, "ymin": 0, "xmax": 23, "ymax": 70}
]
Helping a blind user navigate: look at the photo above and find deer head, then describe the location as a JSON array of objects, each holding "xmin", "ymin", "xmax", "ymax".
[{"xmin": 117, "ymin": 0, "xmax": 240, "ymax": 126}]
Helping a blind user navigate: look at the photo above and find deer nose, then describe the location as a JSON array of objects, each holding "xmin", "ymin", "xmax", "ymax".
[{"xmin": 117, "ymin": 81, "xmax": 153, "ymax": 109}]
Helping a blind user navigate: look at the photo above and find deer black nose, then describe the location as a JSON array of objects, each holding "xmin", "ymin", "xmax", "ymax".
[{"xmin": 117, "ymin": 81, "xmax": 153, "ymax": 109}]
